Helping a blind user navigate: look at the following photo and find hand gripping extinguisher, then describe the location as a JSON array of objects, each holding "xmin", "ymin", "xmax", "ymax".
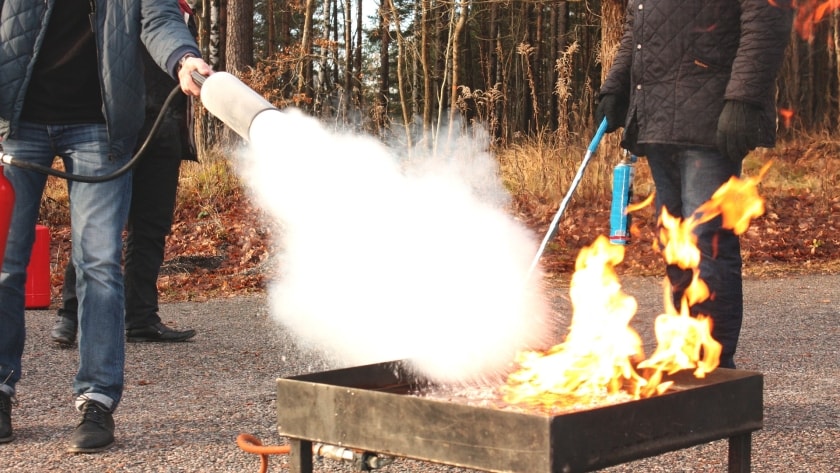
[
  {"xmin": 609, "ymin": 152, "xmax": 637, "ymax": 245},
  {"xmin": 0, "ymin": 164, "xmax": 14, "ymax": 263}
]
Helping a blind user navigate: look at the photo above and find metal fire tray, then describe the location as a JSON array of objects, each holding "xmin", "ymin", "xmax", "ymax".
[{"xmin": 277, "ymin": 360, "xmax": 762, "ymax": 473}]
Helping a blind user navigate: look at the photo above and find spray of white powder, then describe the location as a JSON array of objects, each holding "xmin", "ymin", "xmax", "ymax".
[{"xmin": 239, "ymin": 109, "xmax": 554, "ymax": 383}]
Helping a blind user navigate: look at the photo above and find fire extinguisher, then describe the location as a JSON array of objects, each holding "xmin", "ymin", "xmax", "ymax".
[
  {"xmin": 609, "ymin": 152, "xmax": 637, "ymax": 245},
  {"xmin": 0, "ymin": 164, "xmax": 14, "ymax": 263}
]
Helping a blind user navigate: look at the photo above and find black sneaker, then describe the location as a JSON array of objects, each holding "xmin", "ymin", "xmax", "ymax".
[
  {"xmin": 67, "ymin": 400, "xmax": 114, "ymax": 453},
  {"xmin": 50, "ymin": 317, "xmax": 78, "ymax": 347},
  {"xmin": 0, "ymin": 391, "xmax": 13, "ymax": 444},
  {"xmin": 126, "ymin": 322, "xmax": 196, "ymax": 343}
]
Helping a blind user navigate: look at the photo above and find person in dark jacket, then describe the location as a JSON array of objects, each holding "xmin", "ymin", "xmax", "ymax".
[
  {"xmin": 50, "ymin": 0, "xmax": 199, "ymax": 346},
  {"xmin": 0, "ymin": 0, "xmax": 211, "ymax": 454},
  {"xmin": 595, "ymin": 0, "xmax": 793, "ymax": 369}
]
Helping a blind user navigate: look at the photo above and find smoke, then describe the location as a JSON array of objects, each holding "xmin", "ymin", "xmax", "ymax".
[{"xmin": 239, "ymin": 109, "xmax": 553, "ymax": 384}]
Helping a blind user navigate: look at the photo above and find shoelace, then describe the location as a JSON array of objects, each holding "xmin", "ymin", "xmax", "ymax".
[{"xmin": 81, "ymin": 402, "xmax": 109, "ymax": 425}]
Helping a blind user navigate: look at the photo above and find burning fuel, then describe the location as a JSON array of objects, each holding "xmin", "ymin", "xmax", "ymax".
[
  {"xmin": 238, "ymin": 109, "xmax": 553, "ymax": 384},
  {"xmin": 502, "ymin": 163, "xmax": 772, "ymax": 409}
]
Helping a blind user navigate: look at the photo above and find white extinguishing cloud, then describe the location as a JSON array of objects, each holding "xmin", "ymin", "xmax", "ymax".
[{"xmin": 239, "ymin": 109, "xmax": 553, "ymax": 384}]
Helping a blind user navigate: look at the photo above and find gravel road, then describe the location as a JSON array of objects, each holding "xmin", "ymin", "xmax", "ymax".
[{"xmin": 3, "ymin": 274, "xmax": 838, "ymax": 472}]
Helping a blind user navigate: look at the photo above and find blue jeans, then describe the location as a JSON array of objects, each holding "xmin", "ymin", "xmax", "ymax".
[
  {"xmin": 645, "ymin": 145, "xmax": 743, "ymax": 369},
  {"xmin": 0, "ymin": 122, "xmax": 132, "ymax": 409}
]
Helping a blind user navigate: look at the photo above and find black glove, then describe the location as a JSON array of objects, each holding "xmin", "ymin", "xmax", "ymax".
[
  {"xmin": 594, "ymin": 94, "xmax": 627, "ymax": 133},
  {"xmin": 716, "ymin": 100, "xmax": 762, "ymax": 162}
]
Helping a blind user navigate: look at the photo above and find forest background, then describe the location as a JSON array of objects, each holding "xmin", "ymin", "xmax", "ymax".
[{"xmin": 37, "ymin": 0, "xmax": 840, "ymax": 303}]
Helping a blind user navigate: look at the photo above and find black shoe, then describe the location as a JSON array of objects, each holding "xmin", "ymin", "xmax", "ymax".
[
  {"xmin": 126, "ymin": 322, "xmax": 196, "ymax": 343},
  {"xmin": 67, "ymin": 400, "xmax": 114, "ymax": 453},
  {"xmin": 0, "ymin": 391, "xmax": 13, "ymax": 444},
  {"xmin": 50, "ymin": 317, "xmax": 78, "ymax": 347}
]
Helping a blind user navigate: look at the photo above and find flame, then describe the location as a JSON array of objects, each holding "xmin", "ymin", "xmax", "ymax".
[
  {"xmin": 779, "ymin": 108, "xmax": 795, "ymax": 128},
  {"xmin": 693, "ymin": 162, "xmax": 769, "ymax": 236},
  {"xmin": 788, "ymin": 0, "xmax": 840, "ymax": 41},
  {"xmin": 502, "ymin": 164, "xmax": 771, "ymax": 409},
  {"xmin": 627, "ymin": 192, "xmax": 655, "ymax": 214},
  {"xmin": 628, "ymin": 193, "xmax": 655, "ymax": 241},
  {"xmin": 503, "ymin": 236, "xmax": 646, "ymax": 409}
]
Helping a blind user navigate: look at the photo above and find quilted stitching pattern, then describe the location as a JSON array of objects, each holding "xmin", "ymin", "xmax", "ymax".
[
  {"xmin": 0, "ymin": 0, "xmax": 199, "ymax": 146},
  {"xmin": 601, "ymin": 0, "xmax": 792, "ymax": 153},
  {"xmin": 0, "ymin": 0, "xmax": 47, "ymax": 137}
]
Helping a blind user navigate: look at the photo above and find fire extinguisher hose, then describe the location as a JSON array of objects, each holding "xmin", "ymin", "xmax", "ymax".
[{"xmin": 0, "ymin": 84, "xmax": 185, "ymax": 183}]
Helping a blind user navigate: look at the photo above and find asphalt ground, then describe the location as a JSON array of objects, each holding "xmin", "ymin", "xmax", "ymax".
[{"xmin": 2, "ymin": 274, "xmax": 838, "ymax": 472}]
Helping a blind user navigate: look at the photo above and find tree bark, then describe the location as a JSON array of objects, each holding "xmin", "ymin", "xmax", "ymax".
[
  {"xmin": 298, "ymin": 0, "xmax": 316, "ymax": 103},
  {"xmin": 355, "ymin": 0, "xmax": 364, "ymax": 109},
  {"xmin": 377, "ymin": 0, "xmax": 391, "ymax": 133},
  {"xmin": 266, "ymin": 0, "xmax": 275, "ymax": 57},
  {"xmin": 343, "ymin": 0, "xmax": 353, "ymax": 121},
  {"xmin": 448, "ymin": 0, "xmax": 468, "ymax": 135},
  {"xmin": 226, "ymin": 0, "xmax": 253, "ymax": 76},
  {"xmin": 599, "ymin": 0, "xmax": 626, "ymax": 155},
  {"xmin": 421, "ymin": 0, "xmax": 432, "ymax": 140},
  {"xmin": 218, "ymin": 0, "xmax": 227, "ymax": 71}
]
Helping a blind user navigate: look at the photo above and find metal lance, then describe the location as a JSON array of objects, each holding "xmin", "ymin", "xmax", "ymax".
[{"xmin": 527, "ymin": 118, "xmax": 608, "ymax": 277}]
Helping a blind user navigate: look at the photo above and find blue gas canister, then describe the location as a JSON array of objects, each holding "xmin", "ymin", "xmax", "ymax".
[{"xmin": 609, "ymin": 154, "xmax": 637, "ymax": 245}]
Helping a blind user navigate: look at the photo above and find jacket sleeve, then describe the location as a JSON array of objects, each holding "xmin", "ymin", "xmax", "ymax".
[
  {"xmin": 725, "ymin": 0, "xmax": 793, "ymax": 105},
  {"xmin": 140, "ymin": 0, "xmax": 201, "ymax": 79},
  {"xmin": 599, "ymin": 0, "xmax": 635, "ymax": 100}
]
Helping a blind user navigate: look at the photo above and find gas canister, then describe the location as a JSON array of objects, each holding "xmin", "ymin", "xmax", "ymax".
[{"xmin": 609, "ymin": 154, "xmax": 637, "ymax": 245}]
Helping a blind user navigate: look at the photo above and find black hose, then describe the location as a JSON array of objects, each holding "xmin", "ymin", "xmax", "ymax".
[{"xmin": 3, "ymin": 84, "xmax": 186, "ymax": 183}]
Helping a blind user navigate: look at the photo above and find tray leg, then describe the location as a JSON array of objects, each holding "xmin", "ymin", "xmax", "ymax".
[
  {"xmin": 727, "ymin": 432, "xmax": 751, "ymax": 473},
  {"xmin": 289, "ymin": 439, "xmax": 314, "ymax": 473}
]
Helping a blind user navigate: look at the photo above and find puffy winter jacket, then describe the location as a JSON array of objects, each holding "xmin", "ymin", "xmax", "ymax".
[
  {"xmin": 599, "ymin": 0, "xmax": 793, "ymax": 156},
  {"xmin": 0, "ymin": 0, "xmax": 200, "ymax": 155}
]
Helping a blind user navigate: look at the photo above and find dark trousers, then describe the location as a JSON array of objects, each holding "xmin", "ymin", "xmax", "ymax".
[
  {"xmin": 60, "ymin": 127, "xmax": 183, "ymax": 330},
  {"xmin": 645, "ymin": 145, "xmax": 743, "ymax": 369}
]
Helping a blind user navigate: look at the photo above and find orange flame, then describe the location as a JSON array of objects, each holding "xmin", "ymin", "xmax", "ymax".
[
  {"xmin": 779, "ymin": 108, "xmax": 795, "ymax": 129},
  {"xmin": 503, "ymin": 237, "xmax": 646, "ymax": 409},
  {"xmin": 502, "ymin": 164, "xmax": 771, "ymax": 409},
  {"xmin": 788, "ymin": 0, "xmax": 840, "ymax": 41},
  {"xmin": 628, "ymin": 193, "xmax": 655, "ymax": 241},
  {"xmin": 693, "ymin": 162, "xmax": 770, "ymax": 236}
]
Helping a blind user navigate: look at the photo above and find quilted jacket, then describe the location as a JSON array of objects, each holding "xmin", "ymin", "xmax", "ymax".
[
  {"xmin": 0, "ymin": 0, "xmax": 200, "ymax": 155},
  {"xmin": 599, "ymin": 0, "xmax": 793, "ymax": 156}
]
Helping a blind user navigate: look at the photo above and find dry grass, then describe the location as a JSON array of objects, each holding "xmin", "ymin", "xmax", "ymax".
[
  {"xmin": 498, "ymin": 131, "xmax": 608, "ymax": 202},
  {"xmin": 40, "ymin": 162, "xmax": 71, "ymax": 226},
  {"xmin": 38, "ymin": 130, "xmax": 837, "ymax": 231},
  {"xmin": 498, "ymin": 129, "xmax": 839, "ymax": 219},
  {"xmin": 34, "ymin": 125, "xmax": 837, "ymax": 206},
  {"xmin": 36, "ymin": 148, "xmax": 240, "ymax": 229},
  {"xmin": 176, "ymin": 147, "xmax": 241, "ymax": 218},
  {"xmin": 497, "ymin": 131, "xmax": 653, "ymax": 221}
]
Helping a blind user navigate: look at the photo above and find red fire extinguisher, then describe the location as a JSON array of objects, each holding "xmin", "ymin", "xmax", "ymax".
[{"xmin": 0, "ymin": 164, "xmax": 15, "ymax": 264}]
